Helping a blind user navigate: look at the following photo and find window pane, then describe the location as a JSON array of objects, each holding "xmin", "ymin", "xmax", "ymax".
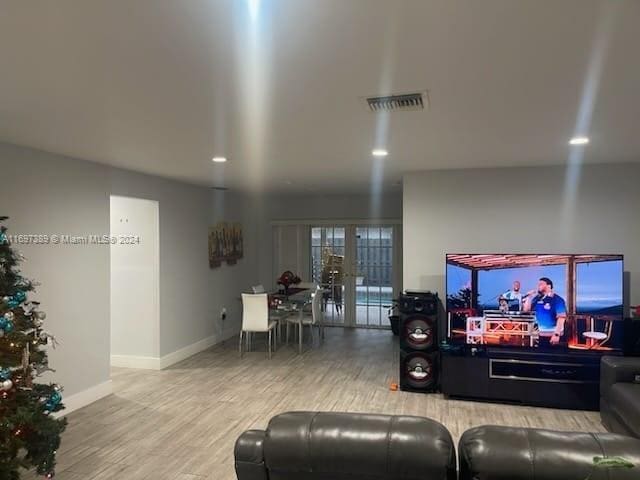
[
  {"xmin": 311, "ymin": 227, "xmax": 322, "ymax": 246},
  {"xmin": 381, "ymin": 227, "xmax": 393, "ymax": 246}
]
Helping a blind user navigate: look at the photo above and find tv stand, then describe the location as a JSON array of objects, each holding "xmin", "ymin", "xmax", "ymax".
[{"xmin": 441, "ymin": 347, "xmax": 604, "ymax": 410}]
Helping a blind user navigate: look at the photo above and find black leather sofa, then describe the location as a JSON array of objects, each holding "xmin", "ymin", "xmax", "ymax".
[
  {"xmin": 234, "ymin": 411, "xmax": 457, "ymax": 480},
  {"xmin": 235, "ymin": 411, "xmax": 640, "ymax": 480},
  {"xmin": 459, "ymin": 425, "xmax": 640, "ymax": 480},
  {"xmin": 601, "ymin": 355, "xmax": 640, "ymax": 439}
]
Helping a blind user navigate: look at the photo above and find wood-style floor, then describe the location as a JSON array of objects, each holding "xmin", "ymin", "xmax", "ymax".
[{"xmin": 31, "ymin": 328, "xmax": 604, "ymax": 480}]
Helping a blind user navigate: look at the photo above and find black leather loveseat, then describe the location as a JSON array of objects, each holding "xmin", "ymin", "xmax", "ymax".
[
  {"xmin": 601, "ymin": 355, "xmax": 640, "ymax": 439},
  {"xmin": 234, "ymin": 411, "xmax": 457, "ymax": 480},
  {"xmin": 235, "ymin": 411, "xmax": 640, "ymax": 480}
]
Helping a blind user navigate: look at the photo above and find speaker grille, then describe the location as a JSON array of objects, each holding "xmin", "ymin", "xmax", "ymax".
[
  {"xmin": 401, "ymin": 352, "xmax": 437, "ymax": 390},
  {"xmin": 401, "ymin": 315, "xmax": 435, "ymax": 351}
]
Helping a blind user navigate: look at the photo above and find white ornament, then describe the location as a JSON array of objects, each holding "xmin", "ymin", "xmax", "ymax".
[
  {"xmin": 22, "ymin": 302, "xmax": 37, "ymax": 315},
  {"xmin": 4, "ymin": 311, "xmax": 14, "ymax": 321},
  {"xmin": 1, "ymin": 379, "xmax": 12, "ymax": 391},
  {"xmin": 36, "ymin": 311, "xmax": 46, "ymax": 320}
]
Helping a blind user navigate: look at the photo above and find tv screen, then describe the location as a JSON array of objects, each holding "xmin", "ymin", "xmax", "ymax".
[{"xmin": 446, "ymin": 254, "xmax": 624, "ymax": 352}]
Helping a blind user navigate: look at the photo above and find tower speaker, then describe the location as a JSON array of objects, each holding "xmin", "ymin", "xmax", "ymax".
[{"xmin": 399, "ymin": 291, "xmax": 439, "ymax": 393}]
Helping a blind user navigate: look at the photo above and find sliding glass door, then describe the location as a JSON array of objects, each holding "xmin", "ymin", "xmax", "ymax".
[
  {"xmin": 354, "ymin": 226, "xmax": 394, "ymax": 327},
  {"xmin": 310, "ymin": 224, "xmax": 400, "ymax": 329},
  {"xmin": 311, "ymin": 226, "xmax": 346, "ymax": 325}
]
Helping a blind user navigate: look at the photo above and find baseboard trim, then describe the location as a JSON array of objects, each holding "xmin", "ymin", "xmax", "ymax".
[
  {"xmin": 111, "ymin": 354, "xmax": 161, "ymax": 370},
  {"xmin": 55, "ymin": 380, "xmax": 113, "ymax": 417},
  {"xmin": 111, "ymin": 330, "xmax": 238, "ymax": 371},
  {"xmin": 159, "ymin": 334, "xmax": 218, "ymax": 369}
]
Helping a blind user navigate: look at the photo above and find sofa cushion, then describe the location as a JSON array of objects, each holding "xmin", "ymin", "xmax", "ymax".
[
  {"xmin": 609, "ymin": 382, "xmax": 640, "ymax": 438},
  {"xmin": 459, "ymin": 425, "xmax": 640, "ymax": 480},
  {"xmin": 263, "ymin": 411, "xmax": 456, "ymax": 480}
]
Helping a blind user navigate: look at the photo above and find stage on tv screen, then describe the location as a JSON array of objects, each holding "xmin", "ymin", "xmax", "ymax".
[{"xmin": 445, "ymin": 254, "xmax": 624, "ymax": 352}]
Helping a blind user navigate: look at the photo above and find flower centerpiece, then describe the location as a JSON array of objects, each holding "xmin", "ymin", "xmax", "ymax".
[{"xmin": 277, "ymin": 270, "xmax": 301, "ymax": 296}]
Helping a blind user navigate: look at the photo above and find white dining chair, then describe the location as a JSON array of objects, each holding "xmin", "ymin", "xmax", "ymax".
[
  {"xmin": 240, "ymin": 293, "xmax": 277, "ymax": 359},
  {"xmin": 251, "ymin": 284, "xmax": 266, "ymax": 294},
  {"xmin": 286, "ymin": 286, "xmax": 324, "ymax": 351}
]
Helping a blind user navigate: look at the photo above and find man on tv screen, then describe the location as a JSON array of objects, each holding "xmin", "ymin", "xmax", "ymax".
[
  {"xmin": 523, "ymin": 277, "xmax": 567, "ymax": 346},
  {"xmin": 502, "ymin": 280, "xmax": 523, "ymax": 311}
]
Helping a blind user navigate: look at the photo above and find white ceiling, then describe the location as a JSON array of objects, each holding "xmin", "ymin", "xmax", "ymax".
[{"xmin": 1, "ymin": 0, "xmax": 639, "ymax": 193}]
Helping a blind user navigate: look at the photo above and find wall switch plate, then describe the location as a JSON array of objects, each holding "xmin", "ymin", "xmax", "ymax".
[{"xmin": 634, "ymin": 374, "xmax": 640, "ymax": 383}]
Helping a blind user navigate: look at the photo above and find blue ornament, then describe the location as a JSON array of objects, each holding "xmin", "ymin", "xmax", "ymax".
[
  {"xmin": 14, "ymin": 291, "xmax": 26, "ymax": 303},
  {"xmin": 7, "ymin": 299, "xmax": 19, "ymax": 309},
  {"xmin": 0, "ymin": 317, "xmax": 6, "ymax": 329},
  {"xmin": 0, "ymin": 232, "xmax": 7, "ymax": 244},
  {"xmin": 0, "ymin": 368, "xmax": 10, "ymax": 380},
  {"xmin": 3, "ymin": 321, "xmax": 13, "ymax": 333},
  {"xmin": 45, "ymin": 391, "xmax": 63, "ymax": 411}
]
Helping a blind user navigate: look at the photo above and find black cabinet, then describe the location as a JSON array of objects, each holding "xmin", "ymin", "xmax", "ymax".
[
  {"xmin": 441, "ymin": 354, "xmax": 489, "ymax": 399},
  {"xmin": 441, "ymin": 348, "xmax": 603, "ymax": 410}
]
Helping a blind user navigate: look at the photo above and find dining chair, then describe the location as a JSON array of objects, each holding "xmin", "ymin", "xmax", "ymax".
[
  {"xmin": 251, "ymin": 284, "xmax": 266, "ymax": 294},
  {"xmin": 240, "ymin": 293, "xmax": 277, "ymax": 359},
  {"xmin": 286, "ymin": 286, "xmax": 324, "ymax": 351}
]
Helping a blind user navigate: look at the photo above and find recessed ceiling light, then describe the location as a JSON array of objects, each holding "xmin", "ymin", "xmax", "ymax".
[
  {"xmin": 212, "ymin": 156, "xmax": 227, "ymax": 163},
  {"xmin": 372, "ymin": 149, "xmax": 388, "ymax": 157},
  {"xmin": 569, "ymin": 137, "xmax": 589, "ymax": 145}
]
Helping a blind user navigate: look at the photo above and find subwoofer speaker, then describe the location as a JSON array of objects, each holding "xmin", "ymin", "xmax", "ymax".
[
  {"xmin": 400, "ymin": 314, "xmax": 436, "ymax": 351},
  {"xmin": 400, "ymin": 350, "xmax": 438, "ymax": 391},
  {"xmin": 399, "ymin": 291, "xmax": 439, "ymax": 393}
]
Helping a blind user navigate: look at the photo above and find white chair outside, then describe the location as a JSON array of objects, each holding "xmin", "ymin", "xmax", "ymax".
[
  {"xmin": 251, "ymin": 284, "xmax": 266, "ymax": 294},
  {"xmin": 240, "ymin": 293, "xmax": 277, "ymax": 359},
  {"xmin": 286, "ymin": 286, "xmax": 324, "ymax": 352}
]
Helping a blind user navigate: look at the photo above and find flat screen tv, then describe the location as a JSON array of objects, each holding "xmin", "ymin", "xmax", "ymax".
[{"xmin": 445, "ymin": 254, "xmax": 624, "ymax": 353}]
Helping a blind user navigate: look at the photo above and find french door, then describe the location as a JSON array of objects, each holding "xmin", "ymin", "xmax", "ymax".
[{"xmin": 310, "ymin": 224, "xmax": 401, "ymax": 328}]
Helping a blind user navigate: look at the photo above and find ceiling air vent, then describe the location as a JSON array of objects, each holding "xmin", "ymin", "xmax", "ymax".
[{"xmin": 364, "ymin": 91, "xmax": 428, "ymax": 112}]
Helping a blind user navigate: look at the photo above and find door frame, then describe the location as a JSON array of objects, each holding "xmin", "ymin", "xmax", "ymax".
[
  {"xmin": 274, "ymin": 219, "xmax": 402, "ymax": 329},
  {"xmin": 109, "ymin": 195, "xmax": 160, "ymax": 367}
]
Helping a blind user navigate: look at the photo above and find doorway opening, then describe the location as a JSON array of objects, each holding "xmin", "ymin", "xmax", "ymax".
[{"xmin": 109, "ymin": 196, "xmax": 160, "ymax": 368}]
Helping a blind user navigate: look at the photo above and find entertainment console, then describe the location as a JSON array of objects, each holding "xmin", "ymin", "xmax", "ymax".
[{"xmin": 441, "ymin": 346, "xmax": 606, "ymax": 410}]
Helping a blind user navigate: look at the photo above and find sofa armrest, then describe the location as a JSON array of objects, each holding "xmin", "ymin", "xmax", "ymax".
[
  {"xmin": 234, "ymin": 430, "xmax": 268, "ymax": 480},
  {"xmin": 601, "ymin": 356, "xmax": 640, "ymax": 398}
]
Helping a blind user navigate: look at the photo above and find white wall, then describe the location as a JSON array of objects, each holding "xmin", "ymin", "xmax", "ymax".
[
  {"xmin": 110, "ymin": 196, "xmax": 159, "ymax": 362},
  {"xmin": 0, "ymin": 143, "xmax": 111, "ymax": 403},
  {"xmin": 208, "ymin": 189, "xmax": 260, "ymax": 348},
  {"xmin": 0, "ymin": 142, "xmax": 257, "ymax": 406},
  {"xmin": 403, "ymin": 164, "xmax": 640, "ymax": 306}
]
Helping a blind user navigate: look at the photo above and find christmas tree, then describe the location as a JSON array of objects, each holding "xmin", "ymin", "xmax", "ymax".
[{"xmin": 0, "ymin": 217, "xmax": 66, "ymax": 479}]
